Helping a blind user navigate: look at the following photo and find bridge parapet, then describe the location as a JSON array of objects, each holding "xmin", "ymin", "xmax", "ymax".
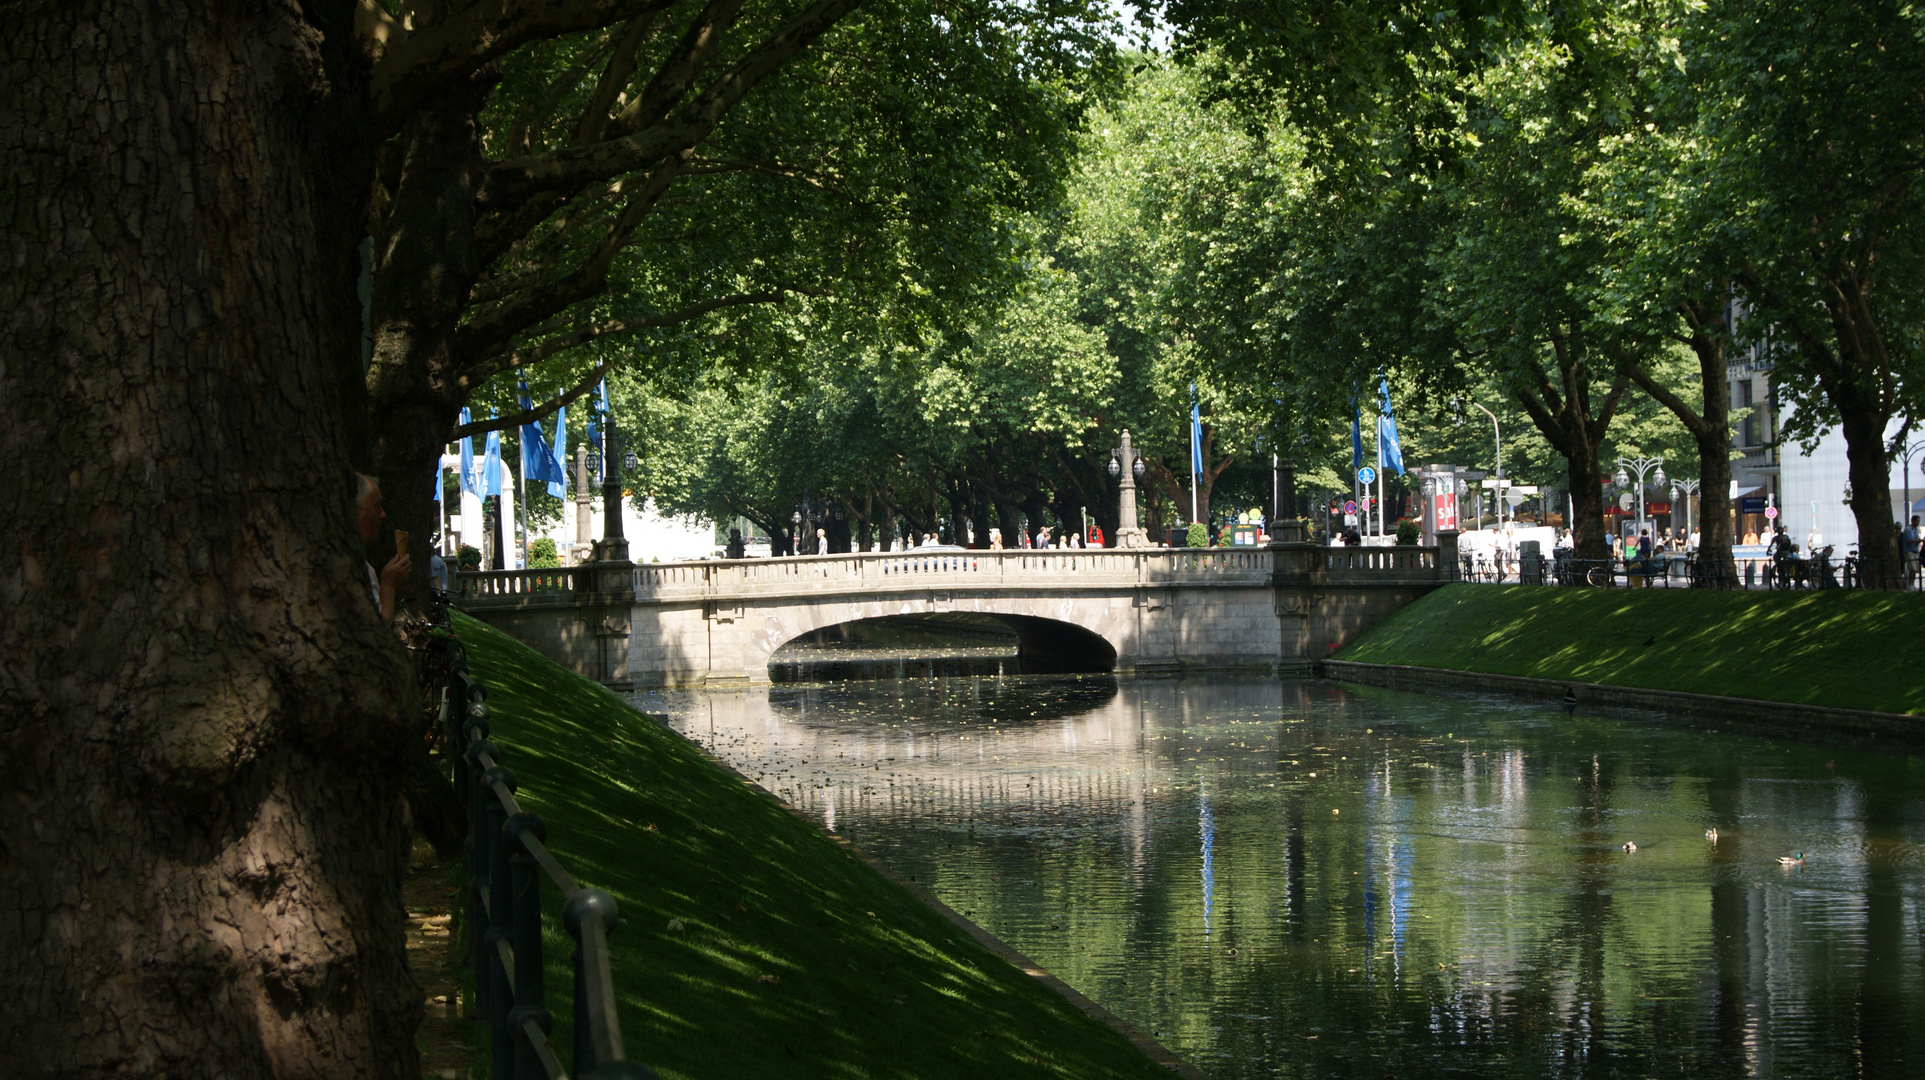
[
  {"xmin": 628, "ymin": 547, "xmax": 1275, "ymax": 602},
  {"xmin": 453, "ymin": 566, "xmax": 585, "ymax": 602}
]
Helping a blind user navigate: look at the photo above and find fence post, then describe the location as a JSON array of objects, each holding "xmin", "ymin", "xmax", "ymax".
[
  {"xmin": 505, "ymin": 813, "xmax": 552, "ymax": 1080},
  {"xmin": 482, "ymin": 767, "xmax": 517, "ymax": 1079},
  {"xmin": 565, "ymin": 888, "xmax": 621, "ymax": 1073},
  {"xmin": 462, "ymin": 712, "xmax": 494, "ymax": 1024}
]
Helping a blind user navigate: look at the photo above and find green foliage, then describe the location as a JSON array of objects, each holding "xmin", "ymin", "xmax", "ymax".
[
  {"xmin": 528, "ymin": 537, "xmax": 560, "ymax": 568},
  {"xmin": 1185, "ymin": 521, "xmax": 1208, "ymax": 548},
  {"xmin": 1395, "ymin": 518, "xmax": 1421, "ymax": 546},
  {"xmin": 451, "ymin": 613, "xmax": 1167, "ymax": 1079},
  {"xmin": 1339, "ymin": 584, "xmax": 1925, "ymax": 715},
  {"xmin": 458, "ymin": 545, "xmax": 482, "ymax": 571}
]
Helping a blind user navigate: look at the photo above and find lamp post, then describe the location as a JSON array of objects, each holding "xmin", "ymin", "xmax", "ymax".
[
  {"xmin": 1670, "ymin": 476, "xmax": 1701, "ymax": 546},
  {"xmin": 1107, "ymin": 429, "xmax": 1149, "ymax": 547},
  {"xmin": 573, "ymin": 442, "xmax": 594, "ymax": 559},
  {"xmin": 595, "ymin": 411, "xmax": 630, "ymax": 562},
  {"xmin": 1899, "ymin": 439, "xmax": 1925, "ymax": 526},
  {"xmin": 1451, "ymin": 397, "xmax": 1504, "ymax": 529},
  {"xmin": 1613, "ymin": 455, "xmax": 1666, "ymax": 541}
]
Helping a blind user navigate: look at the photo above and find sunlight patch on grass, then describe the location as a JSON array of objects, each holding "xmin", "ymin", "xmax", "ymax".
[
  {"xmin": 452, "ymin": 612, "xmax": 1165, "ymax": 1080},
  {"xmin": 1336, "ymin": 585, "xmax": 1925, "ymax": 715}
]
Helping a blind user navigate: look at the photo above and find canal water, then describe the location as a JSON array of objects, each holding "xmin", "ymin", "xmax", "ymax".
[{"xmin": 638, "ymin": 674, "xmax": 1925, "ymax": 1079}]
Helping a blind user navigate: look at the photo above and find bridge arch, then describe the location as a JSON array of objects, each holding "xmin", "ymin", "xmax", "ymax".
[
  {"xmin": 742, "ymin": 593, "xmax": 1137, "ymax": 679},
  {"xmin": 767, "ymin": 611, "xmax": 1119, "ymax": 676}
]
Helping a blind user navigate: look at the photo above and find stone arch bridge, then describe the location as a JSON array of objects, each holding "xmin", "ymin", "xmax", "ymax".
[{"xmin": 456, "ymin": 541, "xmax": 1459, "ymax": 688}]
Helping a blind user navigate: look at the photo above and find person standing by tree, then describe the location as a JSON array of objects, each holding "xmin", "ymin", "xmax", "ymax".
[
  {"xmin": 358, "ymin": 474, "xmax": 411, "ymax": 624},
  {"xmin": 1902, "ymin": 516, "xmax": 1920, "ymax": 588}
]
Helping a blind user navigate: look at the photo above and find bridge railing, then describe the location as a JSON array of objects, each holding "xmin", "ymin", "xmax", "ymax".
[
  {"xmin": 630, "ymin": 547, "xmax": 1280, "ymax": 599},
  {"xmin": 456, "ymin": 567, "xmax": 585, "ymax": 600},
  {"xmin": 1323, "ymin": 546, "xmax": 1437, "ymax": 575}
]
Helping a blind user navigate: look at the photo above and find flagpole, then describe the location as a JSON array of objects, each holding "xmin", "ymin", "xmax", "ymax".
[
  {"xmin": 1376, "ymin": 420, "xmax": 1385, "ymax": 537},
  {"xmin": 516, "ymin": 456, "xmax": 527, "ymax": 571},
  {"xmin": 1190, "ymin": 396, "xmax": 1200, "ymax": 526}
]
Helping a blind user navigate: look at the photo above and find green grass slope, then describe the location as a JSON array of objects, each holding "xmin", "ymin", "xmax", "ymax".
[
  {"xmin": 451, "ymin": 613, "xmax": 1164, "ymax": 1080},
  {"xmin": 1334, "ymin": 584, "xmax": 1925, "ymax": 715}
]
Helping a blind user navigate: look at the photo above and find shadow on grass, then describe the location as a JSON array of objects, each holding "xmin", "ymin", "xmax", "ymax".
[
  {"xmin": 452, "ymin": 613, "xmax": 1167, "ymax": 1080},
  {"xmin": 1338, "ymin": 584, "xmax": 1925, "ymax": 715}
]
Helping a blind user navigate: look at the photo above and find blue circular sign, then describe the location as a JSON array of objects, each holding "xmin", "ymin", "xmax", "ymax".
[
  {"xmin": 1343, "ymin": 500, "xmax": 1358, "ymax": 515},
  {"xmin": 1358, "ymin": 466, "xmax": 1377, "ymax": 484}
]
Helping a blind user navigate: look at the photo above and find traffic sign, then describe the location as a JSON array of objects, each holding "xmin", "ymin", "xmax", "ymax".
[
  {"xmin": 1357, "ymin": 466, "xmax": 1377, "ymax": 484},
  {"xmin": 1765, "ymin": 505, "xmax": 1778, "ymax": 520},
  {"xmin": 1343, "ymin": 500, "xmax": 1358, "ymax": 515},
  {"xmin": 1618, "ymin": 492, "xmax": 1634, "ymax": 511}
]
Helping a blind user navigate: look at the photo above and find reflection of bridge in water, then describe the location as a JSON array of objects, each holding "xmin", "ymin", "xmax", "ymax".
[
  {"xmin": 459, "ymin": 542, "xmax": 1458, "ymax": 688},
  {"xmin": 655, "ymin": 676, "xmax": 1925, "ymax": 1080}
]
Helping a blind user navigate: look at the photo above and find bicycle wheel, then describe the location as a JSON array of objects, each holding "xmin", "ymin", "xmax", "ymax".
[{"xmin": 1587, "ymin": 564, "xmax": 1613, "ymax": 587}]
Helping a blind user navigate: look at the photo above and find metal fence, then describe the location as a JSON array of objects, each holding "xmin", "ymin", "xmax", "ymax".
[
  {"xmin": 433, "ymin": 636, "xmax": 655, "ymax": 1080},
  {"xmin": 1458, "ymin": 550, "xmax": 1921, "ymax": 591}
]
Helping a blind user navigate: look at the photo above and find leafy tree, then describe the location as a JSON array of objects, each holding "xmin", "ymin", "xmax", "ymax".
[
  {"xmin": 365, "ymin": 0, "xmax": 1124, "ymax": 589},
  {"xmin": 1678, "ymin": 0, "xmax": 1925, "ymax": 570}
]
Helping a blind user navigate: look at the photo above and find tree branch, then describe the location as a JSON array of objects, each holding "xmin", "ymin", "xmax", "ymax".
[
  {"xmin": 459, "ymin": 288, "xmax": 802, "ymax": 387},
  {"xmin": 480, "ymin": 0, "xmax": 861, "ymax": 210},
  {"xmin": 461, "ymin": 152, "xmax": 692, "ymax": 362},
  {"xmin": 369, "ymin": 0, "xmax": 683, "ymax": 135},
  {"xmin": 451, "ymin": 361, "xmax": 615, "ymax": 438},
  {"xmin": 573, "ymin": 13, "xmax": 661, "ymax": 147},
  {"xmin": 610, "ymin": 0, "xmax": 751, "ymax": 138}
]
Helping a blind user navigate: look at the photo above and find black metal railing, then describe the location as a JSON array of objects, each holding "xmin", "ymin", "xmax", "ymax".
[
  {"xmin": 434, "ymin": 640, "xmax": 655, "ymax": 1080},
  {"xmin": 1478, "ymin": 549, "xmax": 1924, "ymax": 591}
]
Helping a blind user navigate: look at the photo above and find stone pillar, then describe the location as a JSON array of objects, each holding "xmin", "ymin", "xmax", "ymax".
[
  {"xmin": 1269, "ymin": 520, "xmax": 1326, "ymax": 677},
  {"xmin": 572, "ymin": 442, "xmax": 594, "ymax": 563},
  {"xmin": 587, "ymin": 418, "xmax": 635, "ymax": 688},
  {"xmin": 1268, "ymin": 455, "xmax": 1304, "ymax": 543},
  {"xmin": 1436, "ymin": 529, "xmax": 1461, "ymax": 582}
]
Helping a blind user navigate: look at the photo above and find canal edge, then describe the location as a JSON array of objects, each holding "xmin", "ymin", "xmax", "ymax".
[
  {"xmin": 1322, "ymin": 660, "xmax": 1925, "ymax": 752},
  {"xmin": 634, "ymin": 708, "xmax": 1214, "ymax": 1080}
]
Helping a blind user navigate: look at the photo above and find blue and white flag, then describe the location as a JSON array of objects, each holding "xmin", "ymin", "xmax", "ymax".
[
  {"xmin": 517, "ymin": 376, "xmax": 567, "ymax": 494},
  {"xmin": 1351, "ymin": 403, "xmax": 1363, "ymax": 470},
  {"xmin": 1189, "ymin": 385, "xmax": 1204, "ymax": 477},
  {"xmin": 547, "ymin": 406, "xmax": 567, "ymax": 498},
  {"xmin": 1377, "ymin": 378, "xmax": 1405, "ymax": 476},
  {"xmin": 459, "ymin": 408, "xmax": 481, "ymax": 497},
  {"xmin": 481, "ymin": 427, "xmax": 503, "ymax": 498}
]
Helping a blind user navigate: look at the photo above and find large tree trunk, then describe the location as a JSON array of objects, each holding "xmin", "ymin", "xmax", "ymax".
[
  {"xmin": 1, "ymin": 1, "xmax": 420, "ymax": 1075},
  {"xmin": 367, "ymin": 82, "xmax": 493, "ymax": 599},
  {"xmin": 1815, "ymin": 312, "xmax": 1902, "ymax": 581},
  {"xmin": 1621, "ymin": 297, "xmax": 1739, "ymax": 587},
  {"xmin": 1513, "ymin": 338, "xmax": 1629, "ymax": 566}
]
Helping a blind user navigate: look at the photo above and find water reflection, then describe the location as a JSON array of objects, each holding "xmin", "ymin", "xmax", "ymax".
[{"xmin": 643, "ymin": 676, "xmax": 1925, "ymax": 1079}]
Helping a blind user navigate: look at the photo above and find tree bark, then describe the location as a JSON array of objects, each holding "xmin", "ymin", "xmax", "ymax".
[
  {"xmin": 1511, "ymin": 335, "xmax": 1629, "ymax": 566},
  {"xmin": 1620, "ymin": 296, "xmax": 1738, "ymax": 587},
  {"xmin": 2, "ymin": 1, "xmax": 419, "ymax": 1075}
]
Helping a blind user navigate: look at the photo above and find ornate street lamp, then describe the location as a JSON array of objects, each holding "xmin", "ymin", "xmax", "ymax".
[
  {"xmin": 1107, "ymin": 430, "xmax": 1149, "ymax": 547},
  {"xmin": 596, "ymin": 409, "xmax": 629, "ymax": 562},
  {"xmin": 1615, "ymin": 455, "xmax": 1665, "ymax": 539},
  {"xmin": 1670, "ymin": 476, "xmax": 1701, "ymax": 544}
]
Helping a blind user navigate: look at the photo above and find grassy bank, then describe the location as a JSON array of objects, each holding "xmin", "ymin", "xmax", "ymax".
[
  {"xmin": 450, "ymin": 612, "xmax": 1165, "ymax": 1080},
  {"xmin": 1334, "ymin": 584, "xmax": 1925, "ymax": 715}
]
